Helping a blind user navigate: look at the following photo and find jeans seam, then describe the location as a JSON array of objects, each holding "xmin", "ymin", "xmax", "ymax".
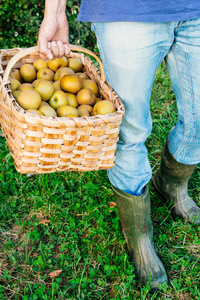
[
  {"xmin": 180, "ymin": 54, "xmax": 196, "ymax": 157},
  {"xmin": 171, "ymin": 46, "xmax": 189, "ymax": 159}
]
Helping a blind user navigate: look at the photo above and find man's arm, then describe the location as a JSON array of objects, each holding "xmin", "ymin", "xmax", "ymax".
[{"xmin": 38, "ymin": 0, "xmax": 70, "ymax": 60}]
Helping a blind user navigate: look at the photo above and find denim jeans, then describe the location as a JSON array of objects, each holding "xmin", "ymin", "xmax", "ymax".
[{"xmin": 92, "ymin": 19, "xmax": 200, "ymax": 195}]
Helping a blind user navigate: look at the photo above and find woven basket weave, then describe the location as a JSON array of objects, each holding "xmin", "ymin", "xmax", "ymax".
[{"xmin": 0, "ymin": 45, "xmax": 124, "ymax": 174}]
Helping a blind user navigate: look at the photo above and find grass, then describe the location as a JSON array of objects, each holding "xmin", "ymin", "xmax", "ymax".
[{"xmin": 0, "ymin": 61, "xmax": 200, "ymax": 299}]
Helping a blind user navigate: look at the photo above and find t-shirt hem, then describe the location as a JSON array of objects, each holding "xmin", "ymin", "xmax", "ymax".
[{"xmin": 77, "ymin": 12, "xmax": 200, "ymax": 22}]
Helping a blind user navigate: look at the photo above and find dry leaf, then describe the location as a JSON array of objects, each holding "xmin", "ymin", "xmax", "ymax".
[
  {"xmin": 109, "ymin": 201, "xmax": 117, "ymax": 211},
  {"xmin": 37, "ymin": 271, "xmax": 42, "ymax": 277},
  {"xmin": 17, "ymin": 246, "xmax": 24, "ymax": 252},
  {"xmin": 32, "ymin": 253, "xmax": 38, "ymax": 258},
  {"xmin": 38, "ymin": 219, "xmax": 51, "ymax": 225},
  {"xmin": 12, "ymin": 225, "xmax": 21, "ymax": 232},
  {"xmin": 48, "ymin": 269, "xmax": 62, "ymax": 278}
]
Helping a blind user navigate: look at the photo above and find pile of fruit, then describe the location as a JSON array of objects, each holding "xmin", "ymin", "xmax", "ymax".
[{"xmin": 9, "ymin": 57, "xmax": 116, "ymax": 118}]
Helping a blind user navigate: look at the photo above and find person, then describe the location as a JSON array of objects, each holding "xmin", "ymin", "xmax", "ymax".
[{"xmin": 38, "ymin": 0, "xmax": 200, "ymax": 291}]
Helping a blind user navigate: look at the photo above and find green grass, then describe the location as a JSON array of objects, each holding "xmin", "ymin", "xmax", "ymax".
[{"xmin": 0, "ymin": 62, "xmax": 200, "ymax": 299}]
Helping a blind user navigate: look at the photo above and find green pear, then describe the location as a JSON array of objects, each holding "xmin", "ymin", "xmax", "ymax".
[
  {"xmin": 10, "ymin": 78, "xmax": 21, "ymax": 91},
  {"xmin": 12, "ymin": 90, "xmax": 21, "ymax": 99},
  {"xmin": 49, "ymin": 90, "xmax": 68, "ymax": 109}
]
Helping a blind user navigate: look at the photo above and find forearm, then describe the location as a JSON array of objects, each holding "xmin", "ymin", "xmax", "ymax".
[{"xmin": 44, "ymin": 0, "xmax": 67, "ymax": 19}]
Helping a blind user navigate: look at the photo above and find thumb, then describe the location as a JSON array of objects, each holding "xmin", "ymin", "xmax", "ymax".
[{"xmin": 38, "ymin": 35, "xmax": 53, "ymax": 60}]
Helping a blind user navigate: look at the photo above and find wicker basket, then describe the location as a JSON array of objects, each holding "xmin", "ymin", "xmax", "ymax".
[{"xmin": 0, "ymin": 45, "xmax": 124, "ymax": 174}]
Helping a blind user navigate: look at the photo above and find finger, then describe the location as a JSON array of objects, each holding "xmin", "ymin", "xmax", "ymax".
[
  {"xmin": 64, "ymin": 44, "xmax": 71, "ymax": 56},
  {"xmin": 38, "ymin": 36, "xmax": 53, "ymax": 60},
  {"xmin": 56, "ymin": 41, "xmax": 65, "ymax": 58},
  {"xmin": 51, "ymin": 41, "xmax": 59, "ymax": 59},
  {"xmin": 39, "ymin": 53, "xmax": 49, "ymax": 61}
]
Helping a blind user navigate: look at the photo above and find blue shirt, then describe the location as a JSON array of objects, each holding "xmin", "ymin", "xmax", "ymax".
[{"xmin": 77, "ymin": 1, "xmax": 200, "ymax": 22}]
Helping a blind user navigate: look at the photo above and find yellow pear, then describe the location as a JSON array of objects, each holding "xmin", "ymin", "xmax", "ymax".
[
  {"xmin": 57, "ymin": 105, "xmax": 79, "ymax": 117},
  {"xmin": 93, "ymin": 100, "xmax": 116, "ymax": 115},
  {"xmin": 66, "ymin": 93, "xmax": 78, "ymax": 108},
  {"xmin": 26, "ymin": 109, "xmax": 43, "ymax": 116},
  {"xmin": 17, "ymin": 90, "xmax": 41, "ymax": 110},
  {"xmin": 54, "ymin": 67, "xmax": 74, "ymax": 81},
  {"xmin": 48, "ymin": 57, "xmax": 68, "ymax": 72},
  {"xmin": 33, "ymin": 59, "xmax": 48, "ymax": 71},
  {"xmin": 20, "ymin": 64, "xmax": 36, "ymax": 82},
  {"xmin": 37, "ymin": 68, "xmax": 54, "ymax": 81},
  {"xmin": 66, "ymin": 114, "xmax": 78, "ymax": 118},
  {"xmin": 78, "ymin": 105, "xmax": 93, "ymax": 117},
  {"xmin": 83, "ymin": 79, "xmax": 99, "ymax": 96},
  {"xmin": 10, "ymin": 78, "xmax": 21, "ymax": 91},
  {"xmin": 39, "ymin": 101, "xmax": 50, "ymax": 107},
  {"xmin": 96, "ymin": 97, "xmax": 102, "ymax": 104},
  {"xmin": 19, "ymin": 83, "xmax": 34, "ymax": 91},
  {"xmin": 77, "ymin": 88, "xmax": 96, "ymax": 106},
  {"xmin": 9, "ymin": 68, "xmax": 22, "ymax": 82},
  {"xmin": 68, "ymin": 58, "xmax": 83, "ymax": 72},
  {"xmin": 76, "ymin": 72, "xmax": 89, "ymax": 80},
  {"xmin": 34, "ymin": 80, "xmax": 54, "ymax": 101},
  {"xmin": 60, "ymin": 75, "xmax": 83, "ymax": 94},
  {"xmin": 38, "ymin": 106, "xmax": 57, "ymax": 117},
  {"xmin": 32, "ymin": 79, "xmax": 43, "ymax": 87},
  {"xmin": 52, "ymin": 80, "xmax": 61, "ymax": 91}
]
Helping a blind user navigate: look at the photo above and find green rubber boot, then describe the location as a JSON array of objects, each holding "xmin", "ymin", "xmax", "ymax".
[
  {"xmin": 112, "ymin": 185, "xmax": 168, "ymax": 291},
  {"xmin": 153, "ymin": 139, "xmax": 200, "ymax": 225}
]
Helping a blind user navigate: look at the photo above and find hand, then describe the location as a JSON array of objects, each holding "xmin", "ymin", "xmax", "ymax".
[{"xmin": 38, "ymin": 14, "xmax": 70, "ymax": 60}]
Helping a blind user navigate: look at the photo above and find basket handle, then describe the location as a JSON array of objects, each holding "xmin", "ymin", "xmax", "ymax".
[{"xmin": 3, "ymin": 44, "xmax": 105, "ymax": 82}]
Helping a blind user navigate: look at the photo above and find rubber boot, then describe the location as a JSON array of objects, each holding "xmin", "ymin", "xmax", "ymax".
[
  {"xmin": 112, "ymin": 185, "xmax": 168, "ymax": 291},
  {"xmin": 153, "ymin": 139, "xmax": 200, "ymax": 225}
]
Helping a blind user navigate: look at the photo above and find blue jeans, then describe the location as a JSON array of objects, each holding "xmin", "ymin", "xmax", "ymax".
[{"xmin": 92, "ymin": 19, "xmax": 200, "ymax": 195}]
